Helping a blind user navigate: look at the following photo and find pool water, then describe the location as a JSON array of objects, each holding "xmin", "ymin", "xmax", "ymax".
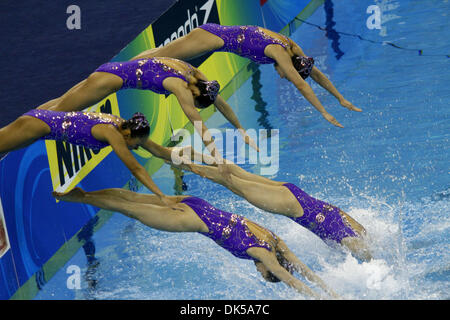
[{"xmin": 35, "ymin": 0, "xmax": 449, "ymax": 300}]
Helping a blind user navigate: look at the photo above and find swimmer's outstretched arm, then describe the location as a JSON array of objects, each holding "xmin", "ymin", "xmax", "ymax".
[
  {"xmin": 191, "ymin": 68, "xmax": 259, "ymax": 152},
  {"xmin": 94, "ymin": 125, "xmax": 178, "ymax": 208},
  {"xmin": 53, "ymin": 187, "xmax": 140, "ymax": 219},
  {"xmin": 248, "ymin": 248, "xmax": 322, "ymax": 299},
  {"xmin": 213, "ymin": 95, "xmax": 259, "ymax": 152},
  {"xmin": 140, "ymin": 139, "xmax": 173, "ymax": 161},
  {"xmin": 291, "ymin": 43, "xmax": 361, "ymax": 112},
  {"xmin": 77, "ymin": 186, "xmax": 182, "ymax": 206},
  {"xmin": 268, "ymin": 46, "xmax": 343, "ymax": 128},
  {"xmin": 277, "ymin": 241, "xmax": 342, "ymax": 299},
  {"xmin": 310, "ymin": 67, "xmax": 361, "ymax": 112},
  {"xmin": 36, "ymin": 80, "xmax": 88, "ymax": 111},
  {"xmin": 165, "ymin": 79, "xmax": 225, "ymax": 164}
]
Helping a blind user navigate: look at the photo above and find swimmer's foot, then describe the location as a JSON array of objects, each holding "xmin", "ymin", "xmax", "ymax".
[{"xmin": 52, "ymin": 187, "xmax": 86, "ymax": 202}]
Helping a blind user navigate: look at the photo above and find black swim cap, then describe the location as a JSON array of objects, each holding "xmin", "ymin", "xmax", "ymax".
[
  {"xmin": 195, "ymin": 80, "xmax": 220, "ymax": 109},
  {"xmin": 292, "ymin": 56, "xmax": 314, "ymax": 79},
  {"xmin": 122, "ymin": 112, "xmax": 150, "ymax": 137},
  {"xmin": 265, "ymin": 251, "xmax": 295, "ymax": 283}
]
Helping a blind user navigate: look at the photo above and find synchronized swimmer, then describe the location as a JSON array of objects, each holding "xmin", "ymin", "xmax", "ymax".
[
  {"xmin": 53, "ymin": 187, "xmax": 341, "ymax": 300},
  {"xmin": 0, "ymin": 110, "xmax": 174, "ymax": 203},
  {"xmin": 122, "ymin": 142, "xmax": 372, "ymax": 262},
  {"xmin": 171, "ymin": 153, "xmax": 372, "ymax": 262},
  {"xmin": 2, "ymin": 21, "xmax": 370, "ymax": 299},
  {"xmin": 35, "ymin": 56, "xmax": 258, "ymax": 162}
]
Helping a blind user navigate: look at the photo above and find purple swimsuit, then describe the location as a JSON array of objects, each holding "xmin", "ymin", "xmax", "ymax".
[
  {"xmin": 24, "ymin": 109, "xmax": 118, "ymax": 150},
  {"xmin": 95, "ymin": 58, "xmax": 191, "ymax": 95},
  {"xmin": 181, "ymin": 196, "xmax": 275, "ymax": 260},
  {"xmin": 198, "ymin": 23, "xmax": 289, "ymax": 64},
  {"xmin": 283, "ymin": 183, "xmax": 358, "ymax": 244}
]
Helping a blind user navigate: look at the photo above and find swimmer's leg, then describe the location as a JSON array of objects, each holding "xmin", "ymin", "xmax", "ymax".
[
  {"xmin": 130, "ymin": 28, "xmax": 223, "ymax": 61},
  {"xmin": 36, "ymin": 80, "xmax": 87, "ymax": 110},
  {"xmin": 176, "ymin": 157, "xmax": 283, "ymax": 186},
  {"xmin": 53, "ymin": 188, "xmax": 195, "ymax": 232},
  {"xmin": 220, "ymin": 162, "xmax": 284, "ymax": 187},
  {"xmin": 336, "ymin": 210, "xmax": 372, "ymax": 261},
  {"xmin": 174, "ymin": 149, "xmax": 283, "ymax": 187},
  {"xmin": 341, "ymin": 237, "xmax": 372, "ymax": 262},
  {"xmin": 178, "ymin": 162, "xmax": 247, "ymax": 198},
  {"xmin": 181, "ymin": 163, "xmax": 302, "ymax": 217},
  {"xmin": 83, "ymin": 187, "xmax": 187, "ymax": 205},
  {"xmin": 0, "ymin": 116, "xmax": 50, "ymax": 153},
  {"xmin": 339, "ymin": 210, "xmax": 366, "ymax": 236},
  {"xmin": 36, "ymin": 97, "xmax": 61, "ymax": 110},
  {"xmin": 50, "ymin": 72, "xmax": 122, "ymax": 112}
]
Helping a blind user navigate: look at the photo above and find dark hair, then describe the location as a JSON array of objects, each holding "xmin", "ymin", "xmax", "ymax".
[
  {"xmin": 195, "ymin": 80, "xmax": 220, "ymax": 109},
  {"xmin": 265, "ymin": 251, "xmax": 295, "ymax": 283},
  {"xmin": 292, "ymin": 55, "xmax": 314, "ymax": 80},
  {"xmin": 121, "ymin": 112, "xmax": 150, "ymax": 138}
]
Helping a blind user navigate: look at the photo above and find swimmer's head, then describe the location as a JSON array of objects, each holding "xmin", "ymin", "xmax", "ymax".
[
  {"xmin": 254, "ymin": 251, "xmax": 295, "ymax": 283},
  {"xmin": 121, "ymin": 112, "xmax": 150, "ymax": 150},
  {"xmin": 292, "ymin": 55, "xmax": 314, "ymax": 79},
  {"xmin": 193, "ymin": 80, "xmax": 220, "ymax": 109}
]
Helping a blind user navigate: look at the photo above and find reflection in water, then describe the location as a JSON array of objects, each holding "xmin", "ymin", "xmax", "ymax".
[
  {"xmin": 248, "ymin": 62, "xmax": 273, "ymax": 137},
  {"xmin": 324, "ymin": 0, "xmax": 344, "ymax": 60},
  {"xmin": 35, "ymin": 269, "xmax": 46, "ymax": 291},
  {"xmin": 171, "ymin": 166, "xmax": 188, "ymax": 195},
  {"xmin": 77, "ymin": 215, "xmax": 100, "ymax": 298}
]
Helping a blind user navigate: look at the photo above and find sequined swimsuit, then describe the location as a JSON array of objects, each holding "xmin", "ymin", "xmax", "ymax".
[
  {"xmin": 198, "ymin": 23, "xmax": 289, "ymax": 64},
  {"xmin": 95, "ymin": 58, "xmax": 192, "ymax": 95},
  {"xmin": 283, "ymin": 183, "xmax": 358, "ymax": 244},
  {"xmin": 24, "ymin": 109, "xmax": 118, "ymax": 150},
  {"xmin": 181, "ymin": 196, "xmax": 275, "ymax": 260}
]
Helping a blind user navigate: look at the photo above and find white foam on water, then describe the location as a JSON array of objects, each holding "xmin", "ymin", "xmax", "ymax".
[
  {"xmin": 319, "ymin": 254, "xmax": 403, "ymax": 299},
  {"xmin": 50, "ymin": 190, "xmax": 447, "ymax": 300}
]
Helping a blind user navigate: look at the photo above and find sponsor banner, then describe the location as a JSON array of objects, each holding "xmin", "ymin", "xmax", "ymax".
[
  {"xmin": 152, "ymin": 0, "xmax": 220, "ymax": 47},
  {"xmin": 151, "ymin": 0, "xmax": 220, "ymax": 66}
]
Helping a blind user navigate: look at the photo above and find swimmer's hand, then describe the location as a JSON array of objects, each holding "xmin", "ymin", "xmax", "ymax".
[
  {"xmin": 321, "ymin": 111, "xmax": 344, "ymax": 128},
  {"xmin": 340, "ymin": 98, "xmax": 362, "ymax": 112}
]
